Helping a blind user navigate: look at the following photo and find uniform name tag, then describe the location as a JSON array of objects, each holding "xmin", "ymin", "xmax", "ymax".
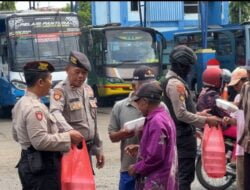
[{"xmin": 69, "ymin": 101, "xmax": 82, "ymax": 111}]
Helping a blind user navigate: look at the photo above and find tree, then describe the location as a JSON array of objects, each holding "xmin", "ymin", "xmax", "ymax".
[
  {"xmin": 229, "ymin": 2, "xmax": 250, "ymax": 23},
  {"xmin": 61, "ymin": 1, "xmax": 91, "ymax": 27},
  {"xmin": 0, "ymin": 1, "xmax": 16, "ymax": 11}
]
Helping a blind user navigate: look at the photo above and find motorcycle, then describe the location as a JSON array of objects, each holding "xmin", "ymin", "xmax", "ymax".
[{"xmin": 195, "ymin": 128, "xmax": 236, "ymax": 190}]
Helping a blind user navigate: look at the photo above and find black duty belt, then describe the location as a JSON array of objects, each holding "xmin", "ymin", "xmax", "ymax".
[{"xmin": 77, "ymin": 140, "xmax": 93, "ymax": 152}]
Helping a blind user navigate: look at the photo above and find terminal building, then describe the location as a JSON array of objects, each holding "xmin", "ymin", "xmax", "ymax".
[{"xmin": 91, "ymin": 1, "xmax": 229, "ymax": 40}]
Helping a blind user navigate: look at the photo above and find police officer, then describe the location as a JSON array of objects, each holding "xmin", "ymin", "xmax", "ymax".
[
  {"xmin": 12, "ymin": 61, "xmax": 83, "ymax": 190},
  {"xmin": 50, "ymin": 51, "xmax": 105, "ymax": 169},
  {"xmin": 161, "ymin": 45, "xmax": 221, "ymax": 190}
]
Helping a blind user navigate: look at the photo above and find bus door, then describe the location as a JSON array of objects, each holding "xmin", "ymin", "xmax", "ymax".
[
  {"xmin": 0, "ymin": 36, "xmax": 17, "ymax": 107},
  {"xmin": 0, "ymin": 36, "xmax": 8, "ymax": 78},
  {"xmin": 213, "ymin": 31, "xmax": 236, "ymax": 71},
  {"xmin": 86, "ymin": 30, "xmax": 105, "ymax": 91}
]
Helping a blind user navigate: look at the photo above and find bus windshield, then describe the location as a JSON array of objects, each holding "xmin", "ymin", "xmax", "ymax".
[
  {"xmin": 105, "ymin": 30, "xmax": 159, "ymax": 64},
  {"xmin": 10, "ymin": 34, "xmax": 79, "ymax": 58},
  {"xmin": 7, "ymin": 14, "xmax": 80, "ymax": 71}
]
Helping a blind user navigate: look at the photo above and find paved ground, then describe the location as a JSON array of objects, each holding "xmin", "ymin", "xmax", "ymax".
[{"xmin": 0, "ymin": 107, "xmax": 236, "ymax": 190}]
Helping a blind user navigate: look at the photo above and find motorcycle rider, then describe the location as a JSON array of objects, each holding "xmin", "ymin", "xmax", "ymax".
[{"xmin": 197, "ymin": 66, "xmax": 237, "ymax": 164}]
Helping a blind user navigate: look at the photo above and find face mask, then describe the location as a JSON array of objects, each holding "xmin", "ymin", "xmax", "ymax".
[{"xmin": 172, "ymin": 63, "xmax": 191, "ymax": 80}]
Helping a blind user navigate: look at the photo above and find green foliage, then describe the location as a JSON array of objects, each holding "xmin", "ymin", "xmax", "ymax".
[
  {"xmin": 229, "ymin": 2, "xmax": 250, "ymax": 23},
  {"xmin": 78, "ymin": 2, "xmax": 91, "ymax": 27},
  {"xmin": 0, "ymin": 1, "xmax": 16, "ymax": 11},
  {"xmin": 61, "ymin": 3, "xmax": 70, "ymax": 12},
  {"xmin": 61, "ymin": 1, "xmax": 91, "ymax": 27}
]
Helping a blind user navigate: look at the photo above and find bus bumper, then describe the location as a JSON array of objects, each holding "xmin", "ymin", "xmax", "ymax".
[{"xmin": 97, "ymin": 84, "xmax": 133, "ymax": 97}]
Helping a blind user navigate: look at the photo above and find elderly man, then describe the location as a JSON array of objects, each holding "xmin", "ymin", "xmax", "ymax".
[
  {"xmin": 127, "ymin": 82, "xmax": 178, "ymax": 190},
  {"xmin": 50, "ymin": 51, "xmax": 104, "ymax": 170}
]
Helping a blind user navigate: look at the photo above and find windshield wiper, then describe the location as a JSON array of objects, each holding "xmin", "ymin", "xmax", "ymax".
[
  {"xmin": 108, "ymin": 60, "xmax": 140, "ymax": 67},
  {"xmin": 118, "ymin": 59, "xmax": 139, "ymax": 62}
]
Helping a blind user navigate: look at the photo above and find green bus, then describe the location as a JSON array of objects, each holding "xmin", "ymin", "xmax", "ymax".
[{"xmin": 80, "ymin": 24, "xmax": 166, "ymax": 102}]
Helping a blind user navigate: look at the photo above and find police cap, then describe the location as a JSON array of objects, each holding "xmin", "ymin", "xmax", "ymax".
[
  {"xmin": 69, "ymin": 51, "xmax": 91, "ymax": 71},
  {"xmin": 132, "ymin": 65, "xmax": 156, "ymax": 81},
  {"xmin": 23, "ymin": 61, "xmax": 55, "ymax": 73},
  {"xmin": 132, "ymin": 82, "xmax": 163, "ymax": 101}
]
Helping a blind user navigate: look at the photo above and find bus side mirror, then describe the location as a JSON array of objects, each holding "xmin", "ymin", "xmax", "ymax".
[
  {"xmin": 0, "ymin": 44, "xmax": 6, "ymax": 56},
  {"xmin": 0, "ymin": 45, "xmax": 3, "ymax": 56},
  {"xmin": 156, "ymin": 31, "xmax": 167, "ymax": 49},
  {"xmin": 162, "ymin": 39, "xmax": 167, "ymax": 49},
  {"xmin": 88, "ymin": 32, "xmax": 93, "ymax": 51}
]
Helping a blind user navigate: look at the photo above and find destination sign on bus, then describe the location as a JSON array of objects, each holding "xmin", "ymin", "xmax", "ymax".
[
  {"xmin": 116, "ymin": 31, "xmax": 145, "ymax": 41},
  {"xmin": 8, "ymin": 15, "xmax": 80, "ymax": 36}
]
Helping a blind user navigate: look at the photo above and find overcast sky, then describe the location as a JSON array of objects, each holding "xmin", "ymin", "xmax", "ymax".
[{"xmin": 15, "ymin": 1, "xmax": 70, "ymax": 10}]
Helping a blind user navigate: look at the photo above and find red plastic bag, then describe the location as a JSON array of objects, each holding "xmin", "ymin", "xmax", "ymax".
[
  {"xmin": 61, "ymin": 140, "xmax": 95, "ymax": 190},
  {"xmin": 202, "ymin": 124, "xmax": 226, "ymax": 178}
]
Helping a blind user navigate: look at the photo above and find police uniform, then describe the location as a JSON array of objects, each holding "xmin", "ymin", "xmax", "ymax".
[
  {"xmin": 162, "ymin": 70, "xmax": 206, "ymax": 190},
  {"xmin": 12, "ymin": 61, "xmax": 71, "ymax": 190},
  {"xmin": 50, "ymin": 51, "xmax": 103, "ymax": 156}
]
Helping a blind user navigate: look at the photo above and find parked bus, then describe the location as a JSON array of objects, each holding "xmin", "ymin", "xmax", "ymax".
[
  {"xmin": 0, "ymin": 11, "xmax": 81, "ymax": 116},
  {"xmin": 80, "ymin": 24, "xmax": 166, "ymax": 103},
  {"xmin": 172, "ymin": 23, "xmax": 250, "ymax": 92}
]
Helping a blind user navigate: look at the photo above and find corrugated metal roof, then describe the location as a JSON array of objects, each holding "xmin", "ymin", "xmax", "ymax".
[{"xmin": 148, "ymin": 1, "xmax": 183, "ymax": 21}]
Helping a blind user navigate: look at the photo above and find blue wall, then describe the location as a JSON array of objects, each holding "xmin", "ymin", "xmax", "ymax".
[{"xmin": 91, "ymin": 1, "xmax": 229, "ymax": 38}]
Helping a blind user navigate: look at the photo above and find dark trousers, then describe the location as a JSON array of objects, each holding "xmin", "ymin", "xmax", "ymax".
[
  {"xmin": 177, "ymin": 134, "xmax": 197, "ymax": 190},
  {"xmin": 178, "ymin": 157, "xmax": 196, "ymax": 190},
  {"xmin": 244, "ymin": 152, "xmax": 250, "ymax": 190},
  {"xmin": 17, "ymin": 150, "xmax": 61, "ymax": 190}
]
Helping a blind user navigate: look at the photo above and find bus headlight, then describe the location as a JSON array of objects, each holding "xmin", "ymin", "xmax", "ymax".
[
  {"xmin": 11, "ymin": 80, "xmax": 27, "ymax": 90},
  {"xmin": 106, "ymin": 77, "xmax": 124, "ymax": 83}
]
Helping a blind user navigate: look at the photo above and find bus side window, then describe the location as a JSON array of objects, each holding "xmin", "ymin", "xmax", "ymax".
[
  {"xmin": 234, "ymin": 30, "xmax": 245, "ymax": 66},
  {"xmin": 215, "ymin": 32, "xmax": 232, "ymax": 56},
  {"xmin": 0, "ymin": 40, "xmax": 8, "ymax": 64},
  {"xmin": 0, "ymin": 38, "xmax": 7, "ymax": 76},
  {"xmin": 207, "ymin": 32, "xmax": 216, "ymax": 50},
  {"xmin": 236, "ymin": 40, "xmax": 245, "ymax": 66}
]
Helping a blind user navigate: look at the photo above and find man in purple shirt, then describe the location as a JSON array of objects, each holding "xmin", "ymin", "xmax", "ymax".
[{"xmin": 127, "ymin": 82, "xmax": 178, "ymax": 190}]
